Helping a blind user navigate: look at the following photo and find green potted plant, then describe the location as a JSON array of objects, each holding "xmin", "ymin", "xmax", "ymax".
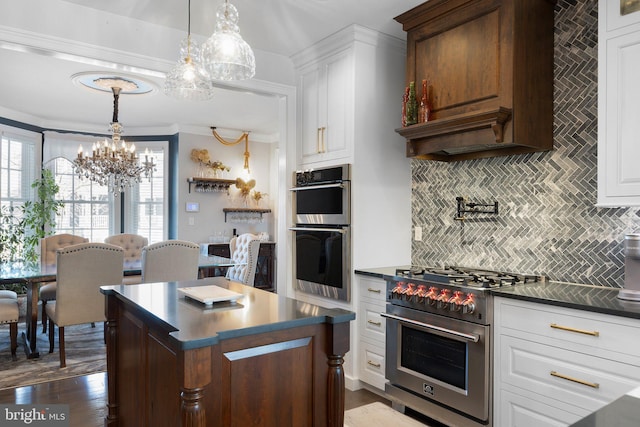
[
  {"xmin": 21, "ymin": 169, "xmax": 65, "ymax": 264},
  {"xmin": 0, "ymin": 170, "xmax": 64, "ymax": 313}
]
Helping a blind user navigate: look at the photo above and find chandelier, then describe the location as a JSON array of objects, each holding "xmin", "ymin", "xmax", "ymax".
[
  {"xmin": 164, "ymin": 0, "xmax": 214, "ymax": 100},
  {"xmin": 201, "ymin": 0, "xmax": 255, "ymax": 81},
  {"xmin": 73, "ymin": 79, "xmax": 156, "ymax": 194}
]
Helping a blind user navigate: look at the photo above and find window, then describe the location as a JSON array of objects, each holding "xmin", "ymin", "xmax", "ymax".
[
  {"xmin": 43, "ymin": 132, "xmax": 168, "ymax": 243},
  {"xmin": 1, "ymin": 126, "xmax": 40, "ymax": 210},
  {"xmin": 48, "ymin": 156, "xmax": 110, "ymax": 241},
  {"xmin": 119, "ymin": 142, "xmax": 168, "ymax": 243},
  {"xmin": 0, "ymin": 125, "xmax": 41, "ymax": 261}
]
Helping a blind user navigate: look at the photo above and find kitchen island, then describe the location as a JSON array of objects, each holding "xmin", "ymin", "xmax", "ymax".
[{"xmin": 100, "ymin": 277, "xmax": 355, "ymax": 427}]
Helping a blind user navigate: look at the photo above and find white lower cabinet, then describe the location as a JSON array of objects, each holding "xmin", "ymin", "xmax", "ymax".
[
  {"xmin": 499, "ymin": 388, "xmax": 586, "ymax": 427},
  {"xmin": 494, "ymin": 297, "xmax": 640, "ymax": 427},
  {"xmin": 356, "ymin": 276, "xmax": 387, "ymax": 391}
]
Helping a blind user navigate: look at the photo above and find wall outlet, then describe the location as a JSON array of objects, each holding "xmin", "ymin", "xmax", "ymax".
[{"xmin": 415, "ymin": 226, "xmax": 422, "ymax": 241}]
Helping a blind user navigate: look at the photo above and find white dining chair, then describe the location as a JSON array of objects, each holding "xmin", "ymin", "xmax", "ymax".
[
  {"xmin": 141, "ymin": 240, "xmax": 200, "ymax": 283},
  {"xmin": 39, "ymin": 233, "xmax": 89, "ymax": 333},
  {"xmin": 46, "ymin": 242, "xmax": 124, "ymax": 368},
  {"xmin": 225, "ymin": 233, "xmax": 261, "ymax": 287}
]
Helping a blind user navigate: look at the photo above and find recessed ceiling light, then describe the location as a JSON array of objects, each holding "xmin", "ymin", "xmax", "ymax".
[{"xmin": 71, "ymin": 72, "xmax": 156, "ymax": 95}]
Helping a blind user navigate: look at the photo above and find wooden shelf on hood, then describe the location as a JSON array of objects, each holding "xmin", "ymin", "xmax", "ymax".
[{"xmin": 396, "ymin": 107, "xmax": 542, "ymax": 161}]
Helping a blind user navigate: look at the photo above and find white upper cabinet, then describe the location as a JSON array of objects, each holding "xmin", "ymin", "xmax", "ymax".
[
  {"xmin": 297, "ymin": 47, "xmax": 353, "ymax": 165},
  {"xmin": 598, "ymin": 0, "xmax": 640, "ymax": 206}
]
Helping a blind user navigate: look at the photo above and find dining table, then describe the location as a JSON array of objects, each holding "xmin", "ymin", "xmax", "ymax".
[{"xmin": 0, "ymin": 255, "xmax": 238, "ymax": 359}]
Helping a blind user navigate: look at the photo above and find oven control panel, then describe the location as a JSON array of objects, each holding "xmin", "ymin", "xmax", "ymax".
[{"xmin": 387, "ymin": 280, "xmax": 488, "ymax": 324}]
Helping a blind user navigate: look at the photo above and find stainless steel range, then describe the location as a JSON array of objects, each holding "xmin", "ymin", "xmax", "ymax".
[{"xmin": 383, "ymin": 266, "xmax": 544, "ymax": 427}]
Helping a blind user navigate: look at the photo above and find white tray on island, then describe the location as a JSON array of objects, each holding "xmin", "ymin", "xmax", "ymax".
[{"xmin": 178, "ymin": 285, "xmax": 243, "ymax": 306}]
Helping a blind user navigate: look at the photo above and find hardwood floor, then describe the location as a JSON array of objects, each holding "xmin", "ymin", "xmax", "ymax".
[
  {"xmin": 0, "ymin": 373, "xmax": 107, "ymax": 427},
  {"xmin": 0, "ymin": 373, "xmax": 397, "ymax": 427}
]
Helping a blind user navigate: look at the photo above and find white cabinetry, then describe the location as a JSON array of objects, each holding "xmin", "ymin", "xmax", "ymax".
[
  {"xmin": 292, "ymin": 25, "xmax": 407, "ymax": 169},
  {"xmin": 598, "ymin": 0, "xmax": 640, "ymax": 206},
  {"xmin": 494, "ymin": 297, "xmax": 640, "ymax": 427},
  {"xmin": 298, "ymin": 47, "xmax": 352, "ymax": 165},
  {"xmin": 356, "ymin": 275, "xmax": 387, "ymax": 390}
]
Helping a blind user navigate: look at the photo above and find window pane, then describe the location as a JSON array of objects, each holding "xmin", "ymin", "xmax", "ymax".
[
  {"xmin": 125, "ymin": 143, "xmax": 166, "ymax": 243},
  {"xmin": 47, "ymin": 138, "xmax": 167, "ymax": 243},
  {"xmin": 49, "ymin": 157, "xmax": 108, "ymax": 241},
  {"xmin": 0, "ymin": 128, "xmax": 39, "ymax": 261}
]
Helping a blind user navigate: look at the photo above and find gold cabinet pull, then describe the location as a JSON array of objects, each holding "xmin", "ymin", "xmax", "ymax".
[
  {"xmin": 367, "ymin": 320, "xmax": 382, "ymax": 327},
  {"xmin": 550, "ymin": 371, "xmax": 599, "ymax": 389},
  {"xmin": 367, "ymin": 360, "xmax": 381, "ymax": 368},
  {"xmin": 550, "ymin": 323, "xmax": 599, "ymax": 337},
  {"xmin": 316, "ymin": 128, "xmax": 322, "ymax": 153},
  {"xmin": 367, "ymin": 288, "xmax": 381, "ymax": 294}
]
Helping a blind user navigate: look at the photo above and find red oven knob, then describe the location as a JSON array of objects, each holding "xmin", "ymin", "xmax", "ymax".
[
  {"xmin": 425, "ymin": 286, "xmax": 439, "ymax": 305},
  {"xmin": 436, "ymin": 289, "xmax": 451, "ymax": 309},
  {"xmin": 391, "ymin": 282, "xmax": 405, "ymax": 299},
  {"xmin": 415, "ymin": 285, "xmax": 428, "ymax": 302},
  {"xmin": 402, "ymin": 283, "xmax": 416, "ymax": 301},
  {"xmin": 448, "ymin": 290, "xmax": 464, "ymax": 312},
  {"xmin": 462, "ymin": 294, "xmax": 476, "ymax": 314}
]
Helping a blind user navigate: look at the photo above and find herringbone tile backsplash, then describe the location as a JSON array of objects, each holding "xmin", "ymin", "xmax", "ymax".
[{"xmin": 411, "ymin": 0, "xmax": 640, "ymax": 287}]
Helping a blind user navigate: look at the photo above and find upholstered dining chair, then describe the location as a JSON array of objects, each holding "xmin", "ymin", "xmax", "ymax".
[
  {"xmin": 140, "ymin": 240, "xmax": 200, "ymax": 283},
  {"xmin": 225, "ymin": 233, "xmax": 261, "ymax": 287},
  {"xmin": 0, "ymin": 290, "xmax": 19, "ymax": 361},
  {"xmin": 104, "ymin": 233, "xmax": 148, "ymax": 284},
  {"xmin": 46, "ymin": 242, "xmax": 123, "ymax": 368},
  {"xmin": 39, "ymin": 233, "xmax": 89, "ymax": 333}
]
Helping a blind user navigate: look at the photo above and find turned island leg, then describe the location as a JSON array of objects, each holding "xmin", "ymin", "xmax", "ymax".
[
  {"xmin": 104, "ymin": 296, "xmax": 119, "ymax": 426},
  {"xmin": 179, "ymin": 347, "xmax": 212, "ymax": 427},
  {"xmin": 327, "ymin": 322, "xmax": 350, "ymax": 427},
  {"xmin": 180, "ymin": 387, "xmax": 206, "ymax": 427}
]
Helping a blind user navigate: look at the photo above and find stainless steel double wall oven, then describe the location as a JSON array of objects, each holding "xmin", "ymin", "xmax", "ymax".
[{"xmin": 290, "ymin": 164, "xmax": 351, "ymax": 302}]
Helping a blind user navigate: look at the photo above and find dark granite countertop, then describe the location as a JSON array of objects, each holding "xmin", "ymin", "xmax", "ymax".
[
  {"xmin": 101, "ymin": 276, "xmax": 355, "ymax": 350},
  {"xmin": 491, "ymin": 281, "xmax": 640, "ymax": 320},
  {"xmin": 354, "ymin": 266, "xmax": 410, "ymax": 279}
]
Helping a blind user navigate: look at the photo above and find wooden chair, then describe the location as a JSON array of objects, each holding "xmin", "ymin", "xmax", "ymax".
[
  {"xmin": 46, "ymin": 242, "xmax": 124, "ymax": 368},
  {"xmin": 225, "ymin": 233, "xmax": 261, "ymax": 286},
  {"xmin": 39, "ymin": 233, "xmax": 88, "ymax": 333},
  {"xmin": 141, "ymin": 240, "xmax": 200, "ymax": 283},
  {"xmin": 105, "ymin": 233, "xmax": 148, "ymax": 284},
  {"xmin": 0, "ymin": 290, "xmax": 19, "ymax": 361}
]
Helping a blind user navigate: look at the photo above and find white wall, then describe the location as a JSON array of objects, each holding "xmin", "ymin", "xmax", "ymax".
[{"xmin": 176, "ymin": 131, "xmax": 276, "ymax": 244}]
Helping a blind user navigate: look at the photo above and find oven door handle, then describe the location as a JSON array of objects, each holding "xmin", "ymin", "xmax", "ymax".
[
  {"xmin": 289, "ymin": 227, "xmax": 347, "ymax": 233},
  {"xmin": 381, "ymin": 313, "xmax": 480, "ymax": 343},
  {"xmin": 290, "ymin": 183, "xmax": 344, "ymax": 191}
]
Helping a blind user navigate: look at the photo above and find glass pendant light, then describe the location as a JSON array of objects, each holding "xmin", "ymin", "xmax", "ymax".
[
  {"xmin": 202, "ymin": 0, "xmax": 255, "ymax": 81},
  {"xmin": 164, "ymin": 0, "xmax": 215, "ymax": 100}
]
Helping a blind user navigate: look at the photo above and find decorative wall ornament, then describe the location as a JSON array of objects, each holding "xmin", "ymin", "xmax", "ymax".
[{"xmin": 211, "ymin": 127, "xmax": 251, "ymax": 174}]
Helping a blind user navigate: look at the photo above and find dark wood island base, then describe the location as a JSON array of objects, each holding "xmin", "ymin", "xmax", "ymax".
[{"xmin": 101, "ymin": 277, "xmax": 354, "ymax": 427}]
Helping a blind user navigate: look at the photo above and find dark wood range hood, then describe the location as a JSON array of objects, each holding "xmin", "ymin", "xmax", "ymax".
[{"xmin": 395, "ymin": 0, "xmax": 556, "ymax": 162}]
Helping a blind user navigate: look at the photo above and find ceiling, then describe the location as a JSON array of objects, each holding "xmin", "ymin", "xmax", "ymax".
[{"xmin": 0, "ymin": 0, "xmax": 423, "ymax": 139}]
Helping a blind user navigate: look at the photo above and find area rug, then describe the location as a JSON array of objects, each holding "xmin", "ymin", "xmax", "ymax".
[
  {"xmin": 344, "ymin": 401, "xmax": 429, "ymax": 427},
  {"xmin": 0, "ymin": 322, "xmax": 106, "ymax": 390}
]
